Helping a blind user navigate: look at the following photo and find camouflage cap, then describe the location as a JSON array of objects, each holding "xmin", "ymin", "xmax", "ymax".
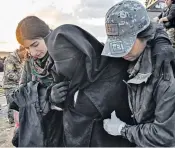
[{"xmin": 102, "ymin": 0, "xmax": 150, "ymax": 58}]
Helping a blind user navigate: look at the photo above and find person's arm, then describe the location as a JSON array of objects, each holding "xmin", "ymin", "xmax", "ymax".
[
  {"xmin": 121, "ymin": 75, "xmax": 175, "ymax": 146},
  {"xmin": 9, "ymin": 61, "xmax": 31, "ymax": 110},
  {"xmin": 120, "ymin": 34, "xmax": 175, "ymax": 146},
  {"xmin": 167, "ymin": 5, "xmax": 175, "ymax": 21},
  {"xmin": 104, "ymin": 63, "xmax": 175, "ymax": 146},
  {"xmin": 159, "ymin": 5, "xmax": 175, "ymax": 22},
  {"xmin": 158, "ymin": 12, "xmax": 163, "ymax": 19},
  {"xmin": 4, "ymin": 58, "xmax": 20, "ymax": 82},
  {"xmin": 159, "ymin": 17, "xmax": 169, "ymax": 22},
  {"xmin": 155, "ymin": 10, "xmax": 164, "ymax": 22},
  {"xmin": 104, "ymin": 35, "xmax": 175, "ymax": 146}
]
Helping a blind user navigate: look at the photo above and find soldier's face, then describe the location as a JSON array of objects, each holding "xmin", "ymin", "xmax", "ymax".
[
  {"xmin": 165, "ymin": 0, "xmax": 172, "ymax": 6},
  {"xmin": 123, "ymin": 38, "xmax": 146, "ymax": 61},
  {"xmin": 23, "ymin": 38, "xmax": 48, "ymax": 60}
]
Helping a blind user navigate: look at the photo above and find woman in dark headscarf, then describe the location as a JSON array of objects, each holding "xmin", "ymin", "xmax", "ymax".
[{"xmin": 45, "ymin": 24, "xmax": 135, "ymax": 147}]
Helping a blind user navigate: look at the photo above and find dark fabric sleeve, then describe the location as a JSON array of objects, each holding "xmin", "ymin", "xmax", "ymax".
[
  {"xmin": 8, "ymin": 84, "xmax": 27, "ymax": 110},
  {"xmin": 9, "ymin": 101, "xmax": 19, "ymax": 111},
  {"xmin": 121, "ymin": 35, "xmax": 175, "ymax": 146},
  {"xmin": 158, "ymin": 12, "xmax": 163, "ymax": 19},
  {"xmin": 122, "ymin": 78, "xmax": 175, "ymax": 146},
  {"xmin": 167, "ymin": 5, "xmax": 175, "ymax": 20}
]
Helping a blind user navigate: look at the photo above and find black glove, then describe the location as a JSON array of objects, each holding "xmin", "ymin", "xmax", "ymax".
[
  {"xmin": 50, "ymin": 81, "xmax": 69, "ymax": 105},
  {"xmin": 12, "ymin": 128, "xmax": 19, "ymax": 147},
  {"xmin": 153, "ymin": 41, "xmax": 175, "ymax": 79}
]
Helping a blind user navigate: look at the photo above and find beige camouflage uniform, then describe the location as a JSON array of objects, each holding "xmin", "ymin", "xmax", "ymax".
[{"xmin": 2, "ymin": 50, "xmax": 23, "ymax": 123}]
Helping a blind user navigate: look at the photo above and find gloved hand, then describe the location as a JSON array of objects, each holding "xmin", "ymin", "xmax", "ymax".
[
  {"xmin": 103, "ymin": 111, "xmax": 126, "ymax": 136},
  {"xmin": 50, "ymin": 81, "xmax": 69, "ymax": 105},
  {"xmin": 154, "ymin": 48, "xmax": 175, "ymax": 79},
  {"xmin": 12, "ymin": 127, "xmax": 19, "ymax": 147}
]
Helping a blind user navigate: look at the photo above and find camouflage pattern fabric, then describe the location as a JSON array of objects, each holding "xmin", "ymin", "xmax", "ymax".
[
  {"xmin": 2, "ymin": 51, "xmax": 23, "ymax": 89},
  {"xmin": 167, "ymin": 28, "xmax": 175, "ymax": 48},
  {"xmin": 4, "ymin": 88, "xmax": 16, "ymax": 123},
  {"xmin": 102, "ymin": 0, "xmax": 150, "ymax": 58},
  {"xmin": 2, "ymin": 50, "xmax": 23, "ymax": 123}
]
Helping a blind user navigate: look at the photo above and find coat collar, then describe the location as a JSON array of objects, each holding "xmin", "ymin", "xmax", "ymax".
[{"xmin": 127, "ymin": 45, "xmax": 153, "ymax": 84}]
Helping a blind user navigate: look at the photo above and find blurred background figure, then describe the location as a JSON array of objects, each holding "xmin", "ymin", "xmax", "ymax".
[
  {"xmin": 154, "ymin": 0, "xmax": 175, "ymax": 47},
  {"xmin": 2, "ymin": 46, "xmax": 26, "ymax": 124}
]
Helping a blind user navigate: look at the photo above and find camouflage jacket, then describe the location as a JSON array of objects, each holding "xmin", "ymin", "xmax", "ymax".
[{"xmin": 2, "ymin": 50, "xmax": 23, "ymax": 89}]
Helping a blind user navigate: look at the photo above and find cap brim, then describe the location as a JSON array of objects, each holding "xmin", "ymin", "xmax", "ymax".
[{"xmin": 101, "ymin": 34, "xmax": 136, "ymax": 58}]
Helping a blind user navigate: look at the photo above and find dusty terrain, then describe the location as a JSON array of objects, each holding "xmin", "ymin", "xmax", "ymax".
[{"xmin": 0, "ymin": 72, "xmax": 14, "ymax": 147}]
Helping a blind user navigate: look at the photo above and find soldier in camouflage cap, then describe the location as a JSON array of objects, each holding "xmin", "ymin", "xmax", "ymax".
[
  {"xmin": 102, "ymin": 0, "xmax": 175, "ymax": 146},
  {"xmin": 2, "ymin": 46, "xmax": 26, "ymax": 124},
  {"xmin": 102, "ymin": 0, "xmax": 150, "ymax": 58}
]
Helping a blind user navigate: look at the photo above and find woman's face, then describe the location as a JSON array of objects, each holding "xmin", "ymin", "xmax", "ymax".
[{"xmin": 23, "ymin": 38, "xmax": 48, "ymax": 60}]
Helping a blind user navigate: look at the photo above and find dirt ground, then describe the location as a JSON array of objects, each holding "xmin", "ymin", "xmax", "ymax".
[
  {"xmin": 0, "ymin": 95, "xmax": 14, "ymax": 147},
  {"xmin": 0, "ymin": 117, "xmax": 14, "ymax": 147},
  {"xmin": 0, "ymin": 72, "xmax": 14, "ymax": 147}
]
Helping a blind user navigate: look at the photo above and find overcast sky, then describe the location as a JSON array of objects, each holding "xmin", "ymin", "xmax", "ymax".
[{"xmin": 0, "ymin": 0, "xmax": 145, "ymax": 51}]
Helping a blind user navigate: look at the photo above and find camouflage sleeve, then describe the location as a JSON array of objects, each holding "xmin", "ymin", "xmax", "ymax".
[{"xmin": 4, "ymin": 58, "xmax": 20, "ymax": 82}]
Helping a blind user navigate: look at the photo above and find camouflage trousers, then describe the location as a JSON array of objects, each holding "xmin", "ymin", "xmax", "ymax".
[
  {"xmin": 4, "ymin": 88, "xmax": 15, "ymax": 124},
  {"xmin": 167, "ymin": 28, "xmax": 175, "ymax": 48}
]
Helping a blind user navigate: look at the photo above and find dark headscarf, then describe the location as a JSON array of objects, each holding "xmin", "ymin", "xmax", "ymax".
[{"xmin": 45, "ymin": 24, "xmax": 111, "ymax": 94}]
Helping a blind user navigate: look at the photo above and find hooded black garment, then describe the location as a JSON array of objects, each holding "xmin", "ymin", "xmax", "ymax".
[{"xmin": 45, "ymin": 24, "xmax": 135, "ymax": 146}]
